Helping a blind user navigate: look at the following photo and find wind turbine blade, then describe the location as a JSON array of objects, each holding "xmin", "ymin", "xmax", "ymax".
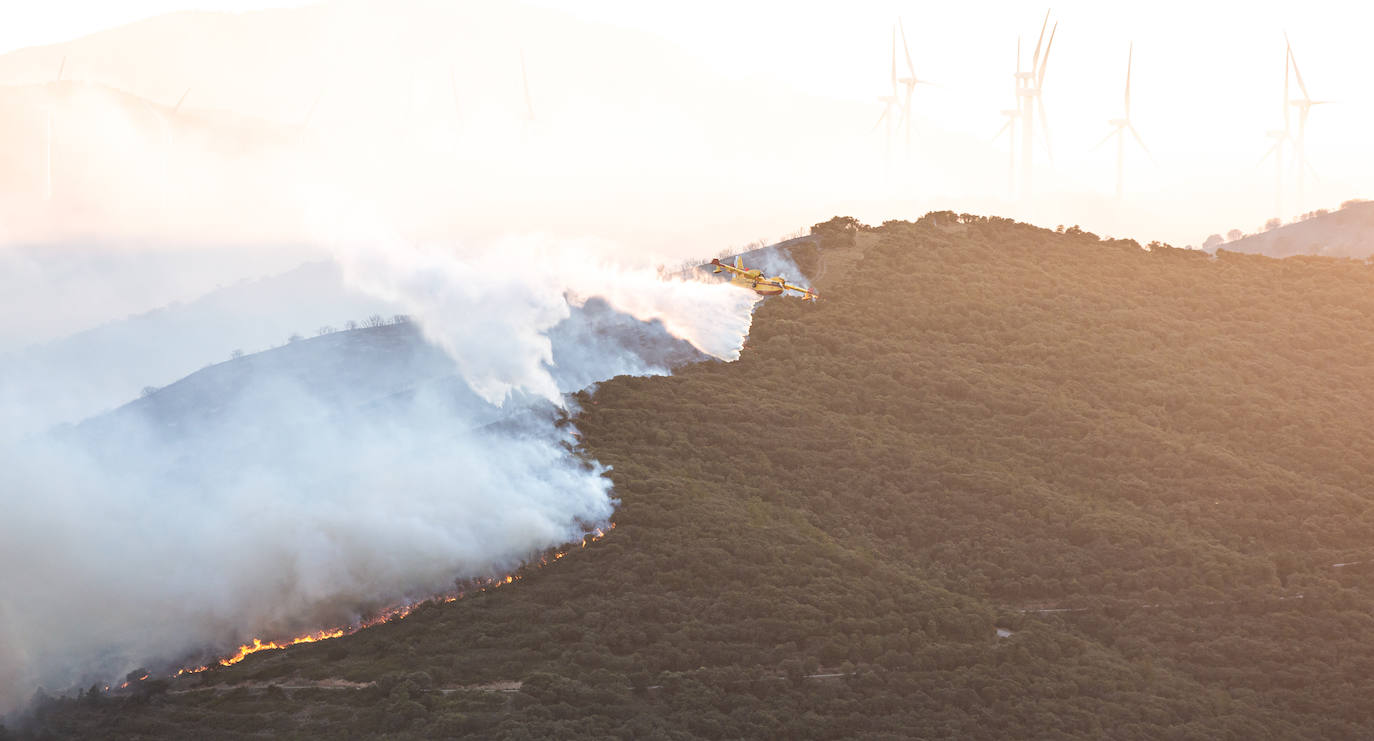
[
  {"xmin": 1128, "ymin": 123, "xmax": 1152, "ymax": 161},
  {"xmin": 520, "ymin": 50, "xmax": 535, "ymax": 121},
  {"xmin": 56, "ymin": 56, "xmax": 66, "ymax": 81},
  {"xmin": 302, "ymin": 90, "xmax": 323, "ymax": 130},
  {"xmin": 1037, "ymin": 22, "xmax": 1057, "ymax": 89},
  {"xmin": 1124, "ymin": 42, "xmax": 1133, "ymax": 119},
  {"xmin": 171, "ymin": 88, "xmax": 190, "ymax": 117},
  {"xmin": 1307, "ymin": 159, "xmax": 1321, "ymax": 182},
  {"xmin": 1286, "ymin": 33, "xmax": 1310, "ymax": 101},
  {"xmin": 1016, "ymin": 37, "xmax": 1021, "ymax": 76},
  {"xmin": 1283, "ymin": 43, "xmax": 1291, "ymax": 130},
  {"xmin": 871, "ymin": 108, "xmax": 889, "ymax": 133},
  {"xmin": 1257, "ymin": 139, "xmax": 1282, "ymax": 167},
  {"xmin": 995, "ymin": 118, "xmax": 1013, "ymax": 140},
  {"xmin": 1031, "ymin": 9, "xmax": 1050, "ymax": 69},
  {"xmin": 1038, "ymin": 98, "xmax": 1053, "ymax": 162},
  {"xmin": 898, "ymin": 18, "xmax": 916, "ymax": 78},
  {"xmin": 890, "ymin": 26, "xmax": 898, "ymax": 91},
  {"xmin": 1092, "ymin": 127, "xmax": 1117, "ymax": 150}
]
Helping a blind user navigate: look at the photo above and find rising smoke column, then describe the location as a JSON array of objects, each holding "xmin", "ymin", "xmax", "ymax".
[
  {"xmin": 324, "ymin": 221, "xmax": 759, "ymax": 405},
  {"xmin": 0, "ymin": 224, "xmax": 759, "ymax": 713}
]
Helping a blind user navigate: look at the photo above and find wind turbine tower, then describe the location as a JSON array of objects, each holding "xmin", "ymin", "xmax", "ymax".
[
  {"xmin": 520, "ymin": 50, "xmax": 535, "ymax": 124},
  {"xmin": 1014, "ymin": 11, "xmax": 1056, "ymax": 200},
  {"xmin": 1286, "ymin": 34, "xmax": 1328, "ymax": 217},
  {"xmin": 871, "ymin": 26, "xmax": 901, "ymax": 162},
  {"xmin": 1259, "ymin": 45, "xmax": 1291, "ymax": 219},
  {"xmin": 994, "ymin": 39, "xmax": 1021, "ymax": 201},
  {"xmin": 1094, "ymin": 43, "xmax": 1150, "ymax": 199},
  {"xmin": 895, "ymin": 18, "xmax": 932, "ymax": 160}
]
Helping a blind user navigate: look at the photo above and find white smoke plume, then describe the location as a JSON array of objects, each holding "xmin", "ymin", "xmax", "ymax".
[
  {"xmin": 0, "ymin": 223, "xmax": 760, "ymax": 713},
  {"xmin": 746, "ymin": 243, "xmax": 813, "ymax": 293},
  {"xmin": 316, "ymin": 203, "xmax": 759, "ymax": 404}
]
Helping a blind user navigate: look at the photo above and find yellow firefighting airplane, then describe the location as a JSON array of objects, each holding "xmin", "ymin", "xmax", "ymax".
[{"xmin": 710, "ymin": 257, "xmax": 820, "ymax": 302}]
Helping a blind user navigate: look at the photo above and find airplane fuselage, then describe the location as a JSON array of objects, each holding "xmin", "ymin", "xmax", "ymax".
[{"xmin": 729, "ymin": 272, "xmax": 785, "ymax": 296}]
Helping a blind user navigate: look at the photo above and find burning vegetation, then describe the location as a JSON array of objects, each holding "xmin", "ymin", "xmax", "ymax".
[
  {"xmin": 30, "ymin": 216, "xmax": 1374, "ymax": 739},
  {"xmin": 166, "ymin": 525, "xmax": 613, "ymax": 680}
]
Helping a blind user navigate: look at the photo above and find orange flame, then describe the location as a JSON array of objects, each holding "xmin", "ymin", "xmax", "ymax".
[
  {"xmin": 216, "ymin": 628, "xmax": 348, "ymax": 667},
  {"xmin": 170, "ymin": 523, "xmax": 614, "ymax": 676}
]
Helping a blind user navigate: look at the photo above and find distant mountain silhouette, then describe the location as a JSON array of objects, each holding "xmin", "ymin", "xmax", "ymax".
[{"xmin": 1223, "ymin": 200, "xmax": 1374, "ymax": 259}]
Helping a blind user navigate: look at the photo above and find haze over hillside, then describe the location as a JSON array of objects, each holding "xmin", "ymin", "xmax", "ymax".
[
  {"xmin": 0, "ymin": 242, "xmax": 325, "ymax": 350},
  {"xmin": 14, "ymin": 215, "xmax": 1374, "ymax": 739},
  {"xmin": 0, "ymin": 291, "xmax": 715, "ymax": 712},
  {"xmin": 0, "ymin": 1, "xmax": 872, "ymax": 249},
  {"xmin": 4, "ymin": 0, "xmax": 1368, "ymax": 251},
  {"xmin": 0, "ymin": 261, "xmax": 397, "ymax": 439},
  {"xmin": 1220, "ymin": 199, "xmax": 1374, "ymax": 259},
  {"xmin": 5, "ymin": 2, "xmax": 1374, "ymax": 737}
]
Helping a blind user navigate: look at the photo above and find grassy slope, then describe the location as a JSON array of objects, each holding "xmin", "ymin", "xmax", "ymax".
[{"xmin": 21, "ymin": 214, "xmax": 1374, "ymax": 740}]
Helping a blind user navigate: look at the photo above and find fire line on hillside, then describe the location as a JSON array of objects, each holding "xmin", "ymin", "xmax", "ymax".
[{"xmin": 162, "ymin": 524, "xmax": 614, "ymax": 680}]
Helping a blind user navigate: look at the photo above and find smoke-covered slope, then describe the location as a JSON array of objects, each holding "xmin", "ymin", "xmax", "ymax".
[
  {"xmin": 0, "ymin": 261, "xmax": 399, "ymax": 439},
  {"xmin": 0, "ymin": 294, "xmax": 710, "ymax": 714},
  {"xmin": 71, "ymin": 320, "xmax": 487, "ymax": 445},
  {"xmin": 75, "ymin": 298, "xmax": 709, "ymax": 447},
  {"xmin": 17, "ymin": 215, "xmax": 1374, "ymax": 740}
]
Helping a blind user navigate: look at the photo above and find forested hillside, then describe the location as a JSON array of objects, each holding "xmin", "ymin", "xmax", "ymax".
[{"xmin": 15, "ymin": 214, "xmax": 1374, "ymax": 740}]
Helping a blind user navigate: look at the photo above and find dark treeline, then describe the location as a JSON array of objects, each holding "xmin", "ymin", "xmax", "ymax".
[{"xmin": 18, "ymin": 214, "xmax": 1374, "ymax": 739}]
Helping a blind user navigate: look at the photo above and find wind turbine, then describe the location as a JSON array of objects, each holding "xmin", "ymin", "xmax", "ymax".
[
  {"xmin": 296, "ymin": 89, "xmax": 324, "ymax": 147},
  {"xmin": 151, "ymin": 88, "xmax": 191, "ymax": 209},
  {"xmin": 519, "ymin": 50, "xmax": 535, "ymax": 124},
  {"xmin": 1258, "ymin": 43, "xmax": 1291, "ymax": 219},
  {"xmin": 302, "ymin": 90, "xmax": 323, "ymax": 130},
  {"xmin": 1286, "ymin": 33, "xmax": 1329, "ymax": 216},
  {"xmin": 895, "ymin": 18, "xmax": 933, "ymax": 159},
  {"xmin": 993, "ymin": 40, "xmax": 1021, "ymax": 200},
  {"xmin": 1094, "ymin": 43, "xmax": 1150, "ymax": 199},
  {"xmin": 153, "ymin": 87, "xmax": 190, "ymax": 148},
  {"xmin": 1014, "ymin": 10, "xmax": 1056, "ymax": 200},
  {"xmin": 170, "ymin": 88, "xmax": 190, "ymax": 118},
  {"xmin": 871, "ymin": 25, "xmax": 901, "ymax": 161}
]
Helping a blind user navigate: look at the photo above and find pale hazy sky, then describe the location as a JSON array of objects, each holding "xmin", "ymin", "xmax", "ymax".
[
  {"xmin": 541, "ymin": 0, "xmax": 1373, "ymax": 223},
  {"xmin": 0, "ymin": 1, "xmax": 317, "ymax": 55},
  {"xmin": 3, "ymin": 0, "xmax": 1370, "ymax": 244}
]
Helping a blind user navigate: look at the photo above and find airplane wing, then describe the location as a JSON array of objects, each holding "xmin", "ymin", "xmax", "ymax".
[
  {"xmin": 710, "ymin": 258, "xmax": 750, "ymax": 278},
  {"xmin": 779, "ymin": 281, "xmax": 820, "ymax": 301},
  {"xmin": 761, "ymin": 274, "xmax": 820, "ymax": 301}
]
